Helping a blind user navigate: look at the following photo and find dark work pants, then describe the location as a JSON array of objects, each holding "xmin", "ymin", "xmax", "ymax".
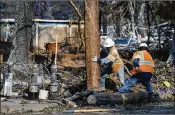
[{"xmin": 118, "ymin": 72, "xmax": 153, "ymax": 93}]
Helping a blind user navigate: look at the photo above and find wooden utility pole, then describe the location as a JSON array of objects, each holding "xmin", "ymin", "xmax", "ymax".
[{"xmin": 85, "ymin": 0, "xmax": 100, "ymax": 90}]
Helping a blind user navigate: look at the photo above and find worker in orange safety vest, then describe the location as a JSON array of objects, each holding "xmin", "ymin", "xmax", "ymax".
[
  {"xmin": 91, "ymin": 38, "xmax": 125, "ymax": 91},
  {"xmin": 118, "ymin": 43, "xmax": 155, "ymax": 100}
]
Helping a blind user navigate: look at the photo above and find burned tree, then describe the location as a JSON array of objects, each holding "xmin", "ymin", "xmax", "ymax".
[
  {"xmin": 8, "ymin": 1, "xmax": 34, "ymax": 76},
  {"xmin": 68, "ymin": 0, "xmax": 84, "ymax": 50},
  {"xmin": 85, "ymin": 0, "xmax": 100, "ymax": 90}
]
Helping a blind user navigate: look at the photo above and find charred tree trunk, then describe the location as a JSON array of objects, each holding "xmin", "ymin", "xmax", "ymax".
[
  {"xmin": 146, "ymin": 2, "xmax": 151, "ymax": 47},
  {"xmin": 68, "ymin": 1, "xmax": 84, "ymax": 50},
  {"xmin": 99, "ymin": 10, "xmax": 102, "ymax": 33},
  {"xmin": 85, "ymin": 0, "xmax": 100, "ymax": 90},
  {"xmin": 8, "ymin": 1, "xmax": 34, "ymax": 76},
  {"xmin": 117, "ymin": 7, "xmax": 124, "ymax": 37},
  {"xmin": 135, "ymin": 2, "xmax": 145, "ymax": 26},
  {"xmin": 102, "ymin": 14, "xmax": 107, "ymax": 34},
  {"xmin": 87, "ymin": 92, "xmax": 148, "ymax": 105},
  {"xmin": 137, "ymin": 2, "xmax": 147, "ymax": 38},
  {"xmin": 129, "ymin": 1, "xmax": 136, "ymax": 38}
]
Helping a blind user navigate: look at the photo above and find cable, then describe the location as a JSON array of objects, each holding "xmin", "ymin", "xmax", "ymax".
[
  {"xmin": 123, "ymin": 65, "xmax": 132, "ymax": 76},
  {"xmin": 43, "ymin": 65, "xmax": 51, "ymax": 76}
]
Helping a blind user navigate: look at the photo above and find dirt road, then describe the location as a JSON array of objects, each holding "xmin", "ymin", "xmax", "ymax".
[
  {"xmin": 59, "ymin": 101, "xmax": 175, "ymax": 114},
  {"xmin": 1, "ymin": 98, "xmax": 174, "ymax": 114}
]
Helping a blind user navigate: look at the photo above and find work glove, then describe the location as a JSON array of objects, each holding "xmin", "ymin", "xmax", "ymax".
[
  {"xmin": 91, "ymin": 56, "xmax": 98, "ymax": 62},
  {"xmin": 135, "ymin": 67, "xmax": 142, "ymax": 72},
  {"xmin": 91, "ymin": 56, "xmax": 101, "ymax": 64}
]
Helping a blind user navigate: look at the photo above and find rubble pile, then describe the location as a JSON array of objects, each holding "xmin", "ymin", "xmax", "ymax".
[
  {"xmin": 57, "ymin": 53, "xmax": 85, "ymax": 68},
  {"xmin": 0, "ymin": 41, "xmax": 174, "ymax": 114}
]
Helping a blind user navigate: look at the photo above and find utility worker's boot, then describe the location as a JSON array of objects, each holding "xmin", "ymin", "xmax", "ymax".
[{"xmin": 148, "ymin": 92, "xmax": 155, "ymax": 102}]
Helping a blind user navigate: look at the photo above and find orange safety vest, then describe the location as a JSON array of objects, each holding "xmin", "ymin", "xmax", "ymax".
[
  {"xmin": 131, "ymin": 50, "xmax": 154, "ymax": 75},
  {"xmin": 107, "ymin": 46, "xmax": 123, "ymax": 72}
]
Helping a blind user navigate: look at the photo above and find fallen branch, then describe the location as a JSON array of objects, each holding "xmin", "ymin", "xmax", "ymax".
[
  {"xmin": 52, "ymin": 97, "xmax": 78, "ymax": 108},
  {"xmin": 68, "ymin": 0, "xmax": 82, "ymax": 18},
  {"xmin": 68, "ymin": 0, "xmax": 85, "ymax": 50},
  {"xmin": 44, "ymin": 99, "xmax": 65, "ymax": 106},
  {"xmin": 66, "ymin": 90, "xmax": 93, "ymax": 101}
]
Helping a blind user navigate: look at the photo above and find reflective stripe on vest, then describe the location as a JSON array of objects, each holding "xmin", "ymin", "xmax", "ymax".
[
  {"xmin": 112, "ymin": 58, "xmax": 122, "ymax": 66},
  {"xmin": 139, "ymin": 61, "xmax": 154, "ymax": 66},
  {"xmin": 107, "ymin": 46, "xmax": 123, "ymax": 72},
  {"xmin": 107, "ymin": 54, "xmax": 116, "ymax": 62},
  {"xmin": 139, "ymin": 51, "xmax": 144, "ymax": 61}
]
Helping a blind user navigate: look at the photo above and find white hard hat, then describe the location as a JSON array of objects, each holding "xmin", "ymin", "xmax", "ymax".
[
  {"xmin": 139, "ymin": 43, "xmax": 148, "ymax": 48},
  {"xmin": 103, "ymin": 38, "xmax": 115, "ymax": 47}
]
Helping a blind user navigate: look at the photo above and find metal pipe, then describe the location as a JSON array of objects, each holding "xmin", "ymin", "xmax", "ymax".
[
  {"xmin": 50, "ymin": 65, "xmax": 59, "ymax": 93},
  {"xmin": 29, "ymin": 64, "xmax": 39, "ymax": 94},
  {"xmin": 3, "ymin": 67, "xmax": 13, "ymax": 96},
  {"xmin": 51, "ymin": 64, "xmax": 57, "ymax": 74},
  {"xmin": 39, "ymin": 64, "xmax": 43, "ymax": 76},
  {"xmin": 0, "ymin": 55, "xmax": 3, "ymax": 92}
]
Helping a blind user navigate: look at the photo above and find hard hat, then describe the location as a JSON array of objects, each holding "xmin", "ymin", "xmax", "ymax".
[
  {"xmin": 139, "ymin": 43, "xmax": 148, "ymax": 48},
  {"xmin": 103, "ymin": 38, "xmax": 115, "ymax": 47}
]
